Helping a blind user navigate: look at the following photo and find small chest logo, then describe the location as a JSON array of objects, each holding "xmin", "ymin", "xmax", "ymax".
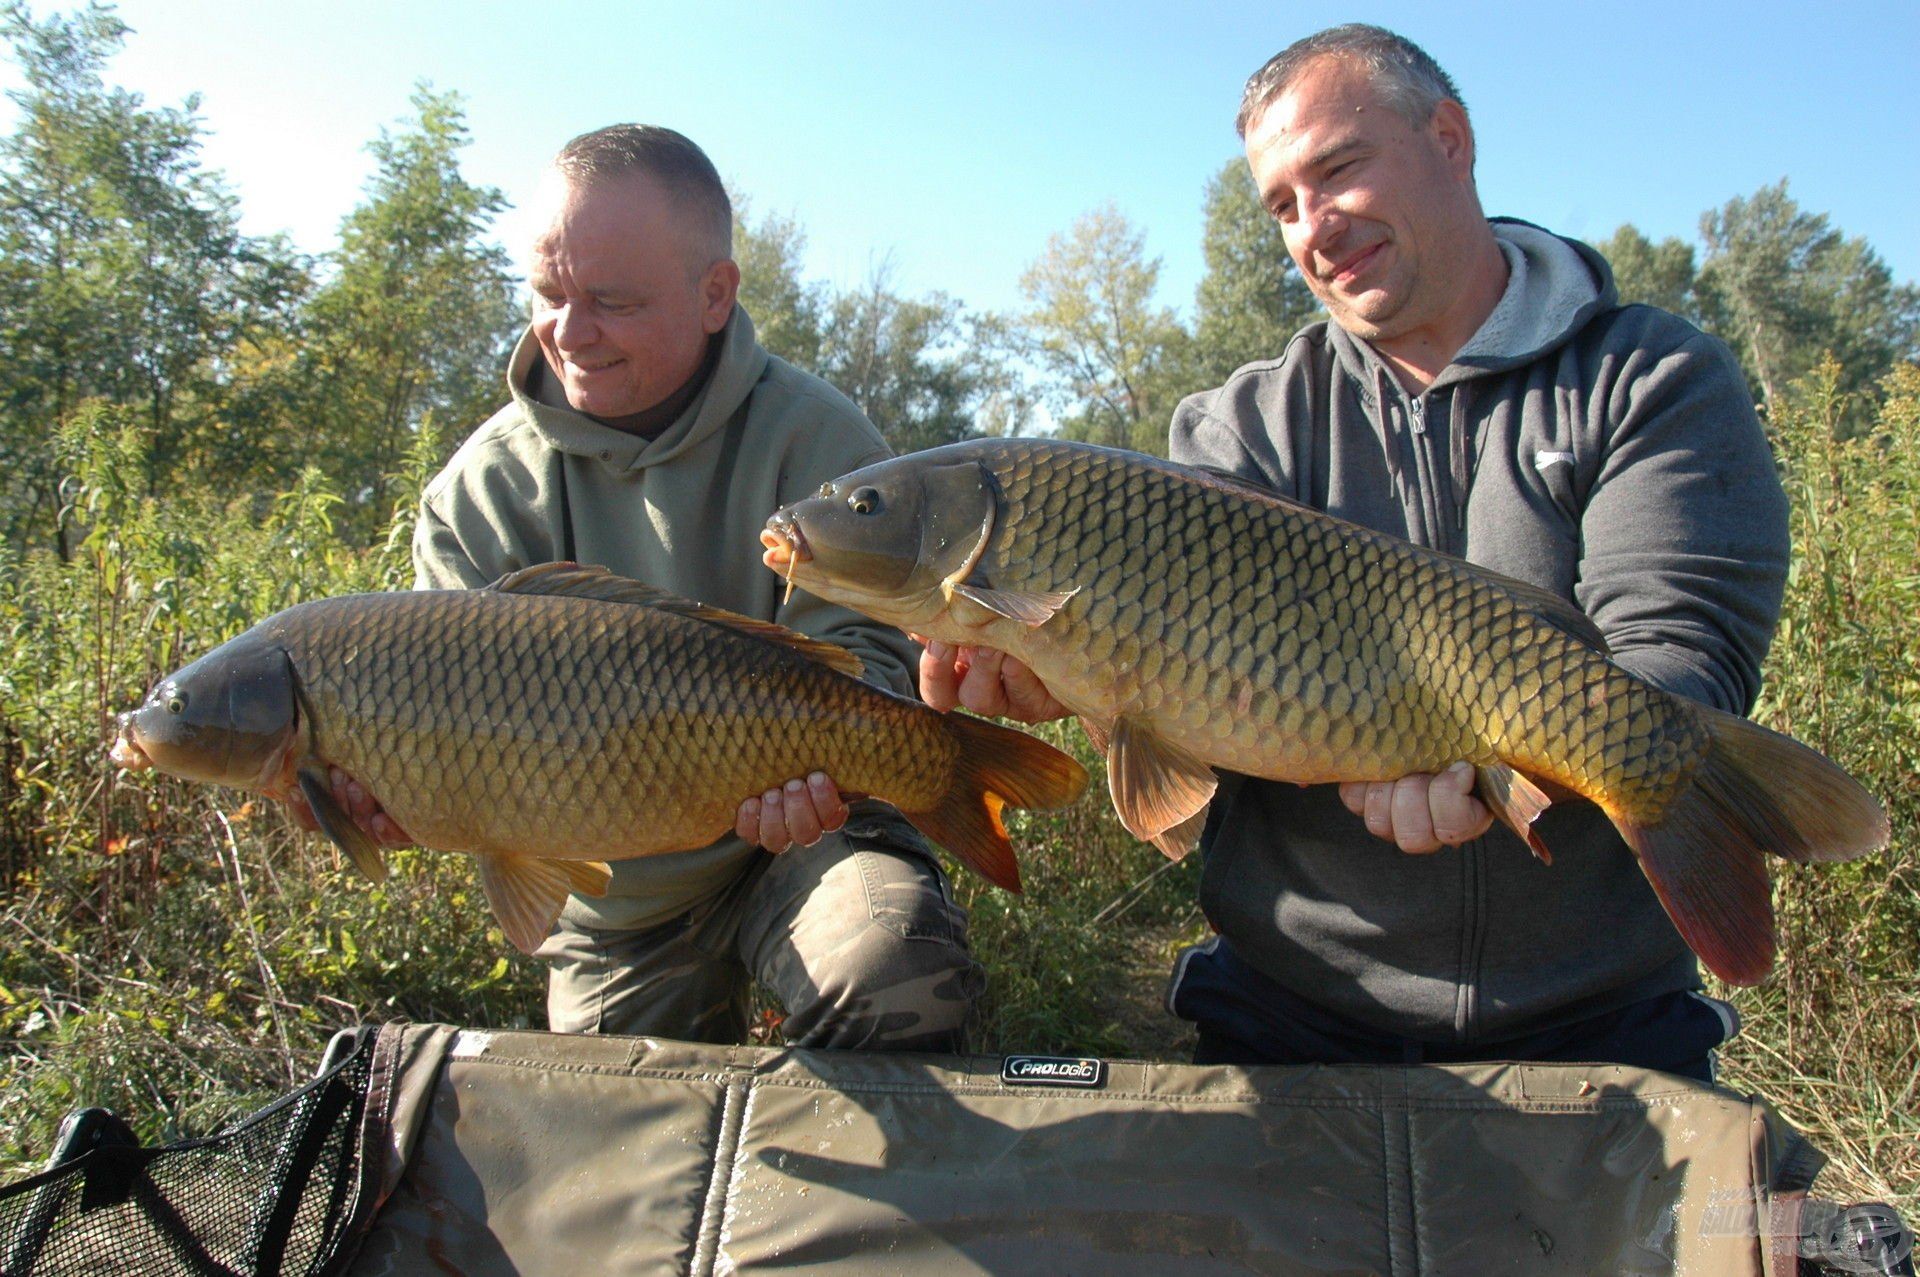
[{"xmin": 1000, "ymin": 1055, "xmax": 1107, "ymax": 1089}]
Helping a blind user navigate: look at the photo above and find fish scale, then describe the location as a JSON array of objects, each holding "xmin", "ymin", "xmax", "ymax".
[{"xmin": 767, "ymin": 437, "xmax": 1887, "ymax": 984}]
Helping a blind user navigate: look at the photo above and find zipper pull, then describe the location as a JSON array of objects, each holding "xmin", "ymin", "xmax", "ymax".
[{"xmin": 1408, "ymin": 396, "xmax": 1426, "ymax": 434}]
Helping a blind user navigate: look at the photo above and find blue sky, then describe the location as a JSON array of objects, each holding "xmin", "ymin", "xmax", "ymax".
[{"xmin": 4, "ymin": 0, "xmax": 1915, "ymax": 321}]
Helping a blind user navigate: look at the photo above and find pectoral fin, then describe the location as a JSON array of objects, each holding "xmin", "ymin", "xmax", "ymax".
[
  {"xmin": 1476, "ymin": 763, "xmax": 1556, "ymax": 863},
  {"xmin": 948, "ymin": 582, "xmax": 1079, "ymax": 627},
  {"xmin": 297, "ymin": 769, "xmax": 388, "ymax": 883},
  {"xmin": 477, "ymin": 856, "xmax": 612, "ymax": 955},
  {"xmin": 1108, "ymin": 718, "xmax": 1217, "ymax": 856}
]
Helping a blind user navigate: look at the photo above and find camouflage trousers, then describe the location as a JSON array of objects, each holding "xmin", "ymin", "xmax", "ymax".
[{"xmin": 538, "ymin": 826, "xmax": 982, "ymax": 1052}]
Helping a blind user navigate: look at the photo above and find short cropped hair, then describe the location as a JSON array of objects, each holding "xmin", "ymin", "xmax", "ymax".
[
  {"xmin": 552, "ymin": 124, "xmax": 733, "ymax": 262},
  {"xmin": 1236, "ymin": 24, "xmax": 1464, "ymax": 139}
]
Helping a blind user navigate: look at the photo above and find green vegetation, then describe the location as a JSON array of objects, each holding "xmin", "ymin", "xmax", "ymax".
[{"xmin": 1, "ymin": 0, "xmax": 1915, "ymax": 1220}]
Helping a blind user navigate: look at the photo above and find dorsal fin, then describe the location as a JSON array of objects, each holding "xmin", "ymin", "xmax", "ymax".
[{"xmin": 486, "ymin": 562, "xmax": 866, "ymax": 678}]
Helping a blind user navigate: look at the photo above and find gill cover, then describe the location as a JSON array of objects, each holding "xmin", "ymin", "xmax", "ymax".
[{"xmin": 126, "ymin": 630, "xmax": 299, "ymax": 788}]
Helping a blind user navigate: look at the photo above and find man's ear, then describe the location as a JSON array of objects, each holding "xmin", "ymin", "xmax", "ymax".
[
  {"xmin": 702, "ymin": 258, "xmax": 742, "ymax": 333},
  {"xmin": 1429, "ymin": 99, "xmax": 1475, "ymax": 181}
]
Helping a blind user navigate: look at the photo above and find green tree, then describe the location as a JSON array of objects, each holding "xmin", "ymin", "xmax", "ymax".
[
  {"xmin": 1697, "ymin": 180, "xmax": 1919, "ymax": 424},
  {"xmin": 732, "ymin": 196, "xmax": 825, "ymax": 370},
  {"xmin": 0, "ymin": 1, "xmax": 298, "ymax": 553},
  {"xmin": 1018, "ymin": 203, "xmax": 1191, "ymax": 455},
  {"xmin": 816, "ymin": 261, "xmax": 986, "ymax": 453},
  {"xmin": 1192, "ymin": 158, "xmax": 1319, "ymax": 384},
  {"xmin": 294, "ymin": 84, "xmax": 518, "ymax": 537},
  {"xmin": 1596, "ymin": 224, "xmax": 1698, "ymax": 320}
]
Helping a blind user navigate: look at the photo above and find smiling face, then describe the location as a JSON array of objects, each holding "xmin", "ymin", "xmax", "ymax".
[
  {"xmin": 526, "ymin": 170, "xmax": 739, "ymax": 419},
  {"xmin": 1244, "ymin": 55, "xmax": 1497, "ymax": 366}
]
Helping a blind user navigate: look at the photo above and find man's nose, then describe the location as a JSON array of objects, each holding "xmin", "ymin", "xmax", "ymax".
[
  {"xmin": 1296, "ymin": 193, "xmax": 1347, "ymax": 258},
  {"xmin": 551, "ymin": 301, "xmax": 599, "ymax": 349}
]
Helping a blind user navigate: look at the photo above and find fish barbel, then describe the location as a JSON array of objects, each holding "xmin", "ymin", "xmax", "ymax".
[
  {"xmin": 761, "ymin": 438, "xmax": 1889, "ymax": 985},
  {"xmin": 111, "ymin": 563, "xmax": 1085, "ymax": 952}
]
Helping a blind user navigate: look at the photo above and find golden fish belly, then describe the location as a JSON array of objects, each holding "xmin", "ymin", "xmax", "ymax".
[{"xmin": 278, "ymin": 591, "xmax": 957, "ymax": 862}]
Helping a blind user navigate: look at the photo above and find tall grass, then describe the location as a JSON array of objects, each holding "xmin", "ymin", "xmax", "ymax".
[
  {"xmin": 1715, "ymin": 361, "xmax": 1920, "ymax": 1208},
  {"xmin": 0, "ymin": 373, "xmax": 1913, "ymax": 1218}
]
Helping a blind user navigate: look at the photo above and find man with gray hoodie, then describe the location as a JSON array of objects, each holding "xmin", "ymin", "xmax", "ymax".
[
  {"xmin": 299, "ymin": 125, "xmax": 981, "ymax": 1052},
  {"xmin": 922, "ymin": 26, "xmax": 1783, "ymax": 1081}
]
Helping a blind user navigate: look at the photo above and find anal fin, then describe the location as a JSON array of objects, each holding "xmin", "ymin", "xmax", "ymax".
[{"xmin": 1475, "ymin": 763, "xmax": 1556, "ymax": 863}]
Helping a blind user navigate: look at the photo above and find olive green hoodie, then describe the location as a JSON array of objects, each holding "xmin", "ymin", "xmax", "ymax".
[{"xmin": 413, "ymin": 306, "xmax": 921, "ymax": 931}]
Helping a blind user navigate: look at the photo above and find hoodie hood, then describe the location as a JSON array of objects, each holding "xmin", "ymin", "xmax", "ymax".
[{"xmin": 506, "ymin": 305, "xmax": 771, "ymax": 473}]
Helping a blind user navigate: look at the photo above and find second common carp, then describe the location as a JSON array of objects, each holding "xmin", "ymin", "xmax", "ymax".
[
  {"xmin": 761, "ymin": 437, "xmax": 1888, "ymax": 985},
  {"xmin": 111, "ymin": 563, "xmax": 1086, "ymax": 952}
]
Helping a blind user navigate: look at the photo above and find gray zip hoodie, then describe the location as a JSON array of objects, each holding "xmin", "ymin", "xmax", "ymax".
[{"xmin": 1168, "ymin": 220, "xmax": 1789, "ymax": 1042}]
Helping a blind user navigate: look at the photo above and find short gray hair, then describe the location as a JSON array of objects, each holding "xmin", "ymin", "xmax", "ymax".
[
  {"xmin": 1236, "ymin": 25, "xmax": 1464, "ymax": 139},
  {"xmin": 552, "ymin": 124, "xmax": 733, "ymax": 262}
]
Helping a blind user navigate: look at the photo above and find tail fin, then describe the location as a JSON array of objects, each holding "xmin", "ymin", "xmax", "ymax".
[
  {"xmin": 904, "ymin": 714, "xmax": 1088, "ymax": 894},
  {"xmin": 1612, "ymin": 707, "xmax": 1888, "ymax": 986}
]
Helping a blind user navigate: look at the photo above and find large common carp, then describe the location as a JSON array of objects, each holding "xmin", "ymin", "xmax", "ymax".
[
  {"xmin": 111, "ymin": 563, "xmax": 1086, "ymax": 953},
  {"xmin": 761, "ymin": 438, "xmax": 1889, "ymax": 985}
]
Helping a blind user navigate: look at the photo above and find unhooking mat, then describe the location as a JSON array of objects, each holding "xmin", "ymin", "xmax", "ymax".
[{"xmin": 1, "ymin": 1020, "xmax": 1910, "ymax": 1275}]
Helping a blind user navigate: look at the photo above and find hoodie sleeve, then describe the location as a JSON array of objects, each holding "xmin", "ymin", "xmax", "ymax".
[{"xmin": 1575, "ymin": 327, "xmax": 1788, "ymax": 713}]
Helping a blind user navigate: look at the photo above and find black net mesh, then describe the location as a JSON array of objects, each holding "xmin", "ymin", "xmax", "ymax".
[{"xmin": 0, "ymin": 1027, "xmax": 377, "ymax": 1276}]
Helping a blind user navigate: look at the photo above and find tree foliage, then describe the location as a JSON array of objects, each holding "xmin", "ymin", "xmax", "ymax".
[
  {"xmin": 1696, "ymin": 180, "xmax": 1919, "ymax": 425},
  {"xmin": 1192, "ymin": 158, "xmax": 1319, "ymax": 383},
  {"xmin": 816, "ymin": 262, "xmax": 985, "ymax": 453},
  {"xmin": 1018, "ymin": 203, "xmax": 1191, "ymax": 455},
  {"xmin": 291, "ymin": 85, "xmax": 518, "ymax": 538},
  {"xmin": 0, "ymin": 1, "xmax": 298, "ymax": 553},
  {"xmin": 732, "ymin": 196, "xmax": 825, "ymax": 371},
  {"xmin": 1596, "ymin": 224, "xmax": 1698, "ymax": 321}
]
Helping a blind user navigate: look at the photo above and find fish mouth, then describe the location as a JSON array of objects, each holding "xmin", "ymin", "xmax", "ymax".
[
  {"xmin": 109, "ymin": 717, "xmax": 152, "ymax": 771},
  {"xmin": 760, "ymin": 516, "xmax": 812, "ymax": 603}
]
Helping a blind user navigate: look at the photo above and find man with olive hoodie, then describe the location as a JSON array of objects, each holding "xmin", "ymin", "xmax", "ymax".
[
  {"xmin": 923, "ymin": 27, "xmax": 1785, "ymax": 1081},
  {"xmin": 302, "ymin": 125, "xmax": 981, "ymax": 1051}
]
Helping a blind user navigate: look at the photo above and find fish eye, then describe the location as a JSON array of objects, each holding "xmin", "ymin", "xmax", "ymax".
[
  {"xmin": 166, "ymin": 693, "xmax": 187, "ymax": 714},
  {"xmin": 847, "ymin": 487, "xmax": 882, "ymax": 516}
]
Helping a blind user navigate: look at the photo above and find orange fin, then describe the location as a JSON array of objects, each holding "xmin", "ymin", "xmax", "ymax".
[
  {"xmin": 1476, "ymin": 763, "xmax": 1555, "ymax": 863},
  {"xmin": 297, "ymin": 768, "xmax": 389, "ymax": 883},
  {"xmin": 1076, "ymin": 715, "xmax": 1111, "ymax": 756},
  {"xmin": 487, "ymin": 562, "xmax": 863, "ymax": 678},
  {"xmin": 949, "ymin": 581, "xmax": 1079, "ymax": 627},
  {"xmin": 1108, "ymin": 718, "xmax": 1217, "ymax": 851},
  {"xmin": 1610, "ymin": 707, "xmax": 1887, "ymax": 986},
  {"xmin": 477, "ymin": 855, "xmax": 613, "ymax": 955},
  {"xmin": 905, "ymin": 713, "xmax": 1088, "ymax": 893},
  {"xmin": 1149, "ymin": 807, "xmax": 1210, "ymax": 860}
]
